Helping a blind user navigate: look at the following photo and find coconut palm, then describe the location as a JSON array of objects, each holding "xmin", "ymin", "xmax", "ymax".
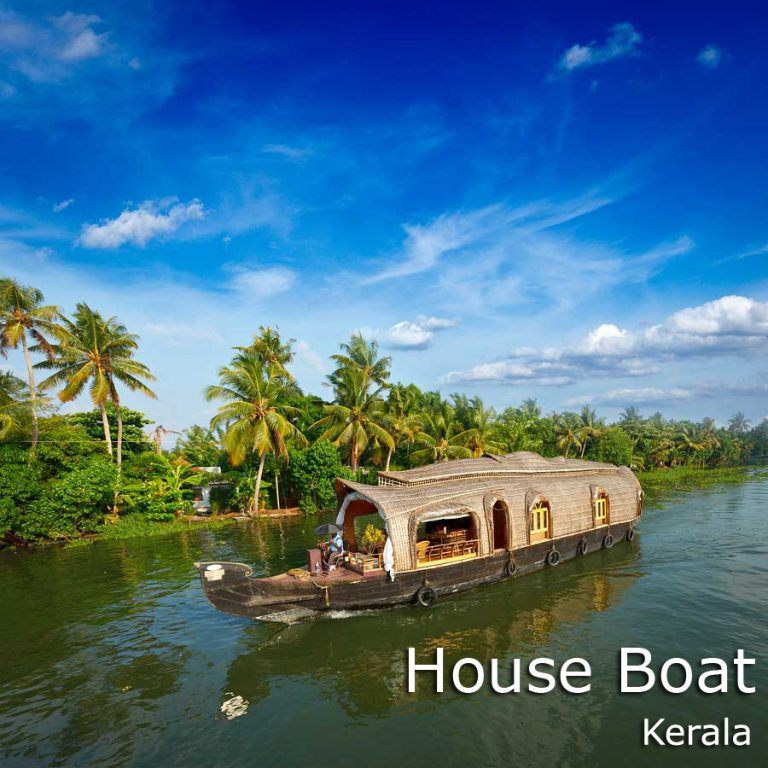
[
  {"xmin": 36, "ymin": 303, "xmax": 156, "ymax": 465},
  {"xmin": 577, "ymin": 405, "xmax": 604, "ymax": 458},
  {"xmin": 312, "ymin": 366, "xmax": 394, "ymax": 471},
  {"xmin": 410, "ymin": 403, "xmax": 472, "ymax": 464},
  {"xmin": 728, "ymin": 412, "xmax": 750, "ymax": 434},
  {"xmin": 675, "ymin": 425, "xmax": 707, "ymax": 467},
  {"xmin": 556, "ymin": 413, "xmax": 583, "ymax": 458},
  {"xmin": 205, "ymin": 352, "xmax": 307, "ymax": 514},
  {"xmin": 236, "ymin": 325, "xmax": 295, "ymax": 379},
  {"xmin": 0, "ymin": 278, "xmax": 60, "ymax": 448},
  {"xmin": 383, "ymin": 384, "xmax": 424, "ymax": 470},
  {"xmin": 175, "ymin": 424, "xmax": 222, "ymax": 467},
  {"xmin": 459, "ymin": 397, "xmax": 507, "ymax": 457},
  {"xmin": 329, "ymin": 332, "xmax": 391, "ymax": 393},
  {"xmin": 0, "ymin": 371, "xmax": 33, "ymax": 439}
]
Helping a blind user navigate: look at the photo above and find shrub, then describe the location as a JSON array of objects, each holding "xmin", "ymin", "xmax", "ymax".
[
  {"xmin": 360, "ymin": 523, "xmax": 386, "ymax": 553},
  {"xmin": 289, "ymin": 440, "xmax": 348, "ymax": 512},
  {"xmin": 21, "ymin": 456, "xmax": 118, "ymax": 539},
  {"xmin": 592, "ymin": 427, "xmax": 634, "ymax": 467}
]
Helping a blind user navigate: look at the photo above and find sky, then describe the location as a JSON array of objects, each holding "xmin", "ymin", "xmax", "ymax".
[{"xmin": 1, "ymin": 0, "xmax": 768, "ymax": 434}]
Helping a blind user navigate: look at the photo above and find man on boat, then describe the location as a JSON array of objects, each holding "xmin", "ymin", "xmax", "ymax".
[{"xmin": 326, "ymin": 530, "xmax": 344, "ymax": 569}]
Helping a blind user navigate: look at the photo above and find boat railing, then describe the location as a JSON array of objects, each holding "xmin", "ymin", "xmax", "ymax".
[
  {"xmin": 346, "ymin": 551, "xmax": 383, "ymax": 575},
  {"xmin": 417, "ymin": 538, "xmax": 479, "ymax": 567}
]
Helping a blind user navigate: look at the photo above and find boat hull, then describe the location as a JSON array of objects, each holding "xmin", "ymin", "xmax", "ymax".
[{"xmin": 195, "ymin": 522, "xmax": 637, "ymax": 621}]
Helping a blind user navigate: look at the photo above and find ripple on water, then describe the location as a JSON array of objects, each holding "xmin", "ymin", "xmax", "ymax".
[{"xmin": 1, "ymin": 476, "xmax": 768, "ymax": 768}]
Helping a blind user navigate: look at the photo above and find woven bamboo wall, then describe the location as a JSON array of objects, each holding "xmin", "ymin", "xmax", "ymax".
[{"xmin": 337, "ymin": 455, "xmax": 642, "ymax": 572}]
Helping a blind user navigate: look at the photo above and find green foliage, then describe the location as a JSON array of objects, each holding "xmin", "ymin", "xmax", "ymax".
[
  {"xmin": 0, "ymin": 445, "xmax": 44, "ymax": 536},
  {"xmin": 22, "ymin": 456, "xmax": 117, "ymax": 540},
  {"xmin": 360, "ymin": 523, "xmax": 386, "ymax": 553},
  {"xmin": 119, "ymin": 453, "xmax": 205, "ymax": 520},
  {"xmin": 591, "ymin": 426, "xmax": 634, "ymax": 466},
  {"xmin": 288, "ymin": 440, "xmax": 348, "ymax": 512},
  {"xmin": 174, "ymin": 424, "xmax": 222, "ymax": 467},
  {"xmin": 69, "ymin": 405, "xmax": 153, "ymax": 455},
  {"xmin": 35, "ymin": 418, "xmax": 107, "ymax": 477}
]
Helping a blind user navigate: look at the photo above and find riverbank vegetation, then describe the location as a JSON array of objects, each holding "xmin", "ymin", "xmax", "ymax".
[{"xmin": 2, "ymin": 276, "xmax": 767, "ymax": 545}]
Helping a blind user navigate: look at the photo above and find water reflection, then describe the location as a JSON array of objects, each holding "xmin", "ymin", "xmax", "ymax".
[
  {"xmin": 223, "ymin": 546, "xmax": 642, "ymax": 717},
  {"xmin": 3, "ymin": 475, "xmax": 767, "ymax": 768}
]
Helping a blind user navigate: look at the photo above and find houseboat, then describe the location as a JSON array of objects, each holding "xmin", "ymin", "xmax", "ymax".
[{"xmin": 195, "ymin": 452, "xmax": 643, "ymax": 621}]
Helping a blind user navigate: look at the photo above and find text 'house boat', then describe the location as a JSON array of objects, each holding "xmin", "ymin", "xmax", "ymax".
[{"xmin": 195, "ymin": 452, "xmax": 643, "ymax": 621}]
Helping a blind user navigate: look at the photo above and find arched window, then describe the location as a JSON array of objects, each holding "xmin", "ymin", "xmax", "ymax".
[
  {"xmin": 529, "ymin": 500, "xmax": 551, "ymax": 543},
  {"xmin": 593, "ymin": 491, "xmax": 610, "ymax": 526}
]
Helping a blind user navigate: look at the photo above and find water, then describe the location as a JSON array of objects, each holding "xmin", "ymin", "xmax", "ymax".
[{"xmin": 2, "ymin": 476, "xmax": 767, "ymax": 767}]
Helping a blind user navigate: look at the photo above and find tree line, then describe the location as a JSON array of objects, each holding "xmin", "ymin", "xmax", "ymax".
[{"xmin": 1, "ymin": 276, "xmax": 766, "ymax": 541}]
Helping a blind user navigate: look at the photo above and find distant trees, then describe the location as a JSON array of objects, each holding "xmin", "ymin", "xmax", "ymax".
[{"xmin": 1, "ymin": 273, "xmax": 768, "ymax": 542}]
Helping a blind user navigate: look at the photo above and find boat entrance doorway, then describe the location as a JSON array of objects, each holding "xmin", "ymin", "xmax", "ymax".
[{"xmin": 492, "ymin": 500, "xmax": 508, "ymax": 550}]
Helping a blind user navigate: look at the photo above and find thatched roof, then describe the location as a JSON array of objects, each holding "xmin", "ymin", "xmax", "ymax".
[
  {"xmin": 335, "ymin": 452, "xmax": 642, "ymax": 572},
  {"xmin": 376, "ymin": 451, "xmax": 616, "ymax": 487}
]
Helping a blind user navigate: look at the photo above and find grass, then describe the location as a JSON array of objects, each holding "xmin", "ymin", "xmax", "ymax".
[
  {"xmin": 636, "ymin": 464, "xmax": 764, "ymax": 501},
  {"xmin": 90, "ymin": 515, "xmax": 236, "ymax": 542}
]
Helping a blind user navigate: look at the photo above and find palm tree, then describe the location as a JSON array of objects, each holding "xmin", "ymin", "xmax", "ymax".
[
  {"xmin": 556, "ymin": 413, "xmax": 583, "ymax": 458},
  {"xmin": 675, "ymin": 425, "xmax": 707, "ymax": 467},
  {"xmin": 205, "ymin": 352, "xmax": 307, "ymax": 514},
  {"xmin": 236, "ymin": 326, "xmax": 295, "ymax": 379},
  {"xmin": 459, "ymin": 396, "xmax": 506, "ymax": 457},
  {"xmin": 329, "ymin": 332, "xmax": 391, "ymax": 393},
  {"xmin": 175, "ymin": 425, "xmax": 222, "ymax": 467},
  {"xmin": 0, "ymin": 371, "xmax": 32, "ymax": 439},
  {"xmin": 383, "ymin": 384, "xmax": 424, "ymax": 470},
  {"xmin": 519, "ymin": 398, "xmax": 542, "ymax": 420},
  {"xmin": 0, "ymin": 278, "xmax": 60, "ymax": 448},
  {"xmin": 410, "ymin": 403, "xmax": 472, "ymax": 464},
  {"xmin": 36, "ymin": 303, "xmax": 156, "ymax": 465},
  {"xmin": 728, "ymin": 412, "xmax": 751, "ymax": 434},
  {"xmin": 312, "ymin": 366, "xmax": 394, "ymax": 471},
  {"xmin": 618, "ymin": 406, "xmax": 642, "ymax": 426},
  {"xmin": 577, "ymin": 405, "xmax": 604, "ymax": 458}
]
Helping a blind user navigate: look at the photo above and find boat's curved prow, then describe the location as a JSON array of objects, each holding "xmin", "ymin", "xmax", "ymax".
[{"xmin": 193, "ymin": 561, "xmax": 323, "ymax": 622}]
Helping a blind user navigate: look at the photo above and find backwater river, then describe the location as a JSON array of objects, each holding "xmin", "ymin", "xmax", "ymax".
[{"xmin": 1, "ymin": 473, "xmax": 767, "ymax": 767}]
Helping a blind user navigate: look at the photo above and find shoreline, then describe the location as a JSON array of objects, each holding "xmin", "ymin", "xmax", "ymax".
[{"xmin": 2, "ymin": 465, "xmax": 764, "ymax": 551}]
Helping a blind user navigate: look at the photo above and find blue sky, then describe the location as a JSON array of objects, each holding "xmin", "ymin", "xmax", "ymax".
[{"xmin": 2, "ymin": 0, "xmax": 768, "ymax": 432}]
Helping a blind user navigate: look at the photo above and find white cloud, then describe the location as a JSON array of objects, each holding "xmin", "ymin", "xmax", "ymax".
[
  {"xmin": 262, "ymin": 144, "xmax": 312, "ymax": 159},
  {"xmin": 0, "ymin": 10, "xmax": 111, "ymax": 82},
  {"xmin": 415, "ymin": 314, "xmax": 461, "ymax": 331},
  {"xmin": 377, "ymin": 315, "xmax": 462, "ymax": 350},
  {"xmin": 55, "ymin": 13, "xmax": 109, "ymax": 61},
  {"xmin": 78, "ymin": 199, "xmax": 205, "ymax": 248},
  {"xmin": 295, "ymin": 340, "xmax": 329, "ymax": 375},
  {"xmin": 363, "ymin": 192, "xmax": 692, "ymax": 317},
  {"xmin": 569, "ymin": 382, "xmax": 768, "ymax": 407},
  {"xmin": 444, "ymin": 295, "xmax": 768, "ymax": 386},
  {"xmin": 227, "ymin": 265, "xmax": 296, "ymax": 298},
  {"xmin": 364, "ymin": 193, "xmax": 612, "ymax": 284},
  {"xmin": 53, "ymin": 198, "xmax": 74, "ymax": 212},
  {"xmin": 698, "ymin": 45, "xmax": 723, "ymax": 69},
  {"xmin": 558, "ymin": 22, "xmax": 642, "ymax": 73},
  {"xmin": 145, "ymin": 321, "xmax": 224, "ymax": 346}
]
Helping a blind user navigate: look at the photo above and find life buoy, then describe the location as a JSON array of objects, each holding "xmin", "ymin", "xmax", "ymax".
[
  {"xmin": 603, "ymin": 533, "xmax": 614, "ymax": 549},
  {"xmin": 546, "ymin": 549, "xmax": 561, "ymax": 567},
  {"xmin": 504, "ymin": 559, "xmax": 517, "ymax": 577},
  {"xmin": 415, "ymin": 585, "xmax": 437, "ymax": 607},
  {"xmin": 626, "ymin": 527, "xmax": 636, "ymax": 542},
  {"xmin": 576, "ymin": 537, "xmax": 589, "ymax": 556}
]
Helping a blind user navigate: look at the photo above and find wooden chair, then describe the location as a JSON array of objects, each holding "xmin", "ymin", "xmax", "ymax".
[{"xmin": 416, "ymin": 540, "xmax": 430, "ymax": 562}]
